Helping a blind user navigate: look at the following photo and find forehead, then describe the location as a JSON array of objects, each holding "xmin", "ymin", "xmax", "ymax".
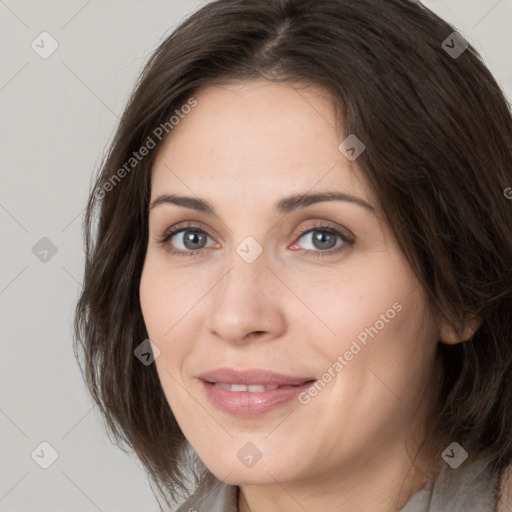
[{"xmin": 150, "ymin": 80, "xmax": 376, "ymax": 208}]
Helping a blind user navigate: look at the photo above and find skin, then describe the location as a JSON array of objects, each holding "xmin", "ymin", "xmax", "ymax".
[{"xmin": 139, "ymin": 80, "xmax": 476, "ymax": 512}]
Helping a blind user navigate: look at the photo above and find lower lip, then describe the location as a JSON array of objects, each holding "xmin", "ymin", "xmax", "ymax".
[{"xmin": 200, "ymin": 380, "xmax": 316, "ymax": 417}]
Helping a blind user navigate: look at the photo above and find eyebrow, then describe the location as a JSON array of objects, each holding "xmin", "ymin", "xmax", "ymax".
[{"xmin": 149, "ymin": 191, "xmax": 377, "ymax": 216}]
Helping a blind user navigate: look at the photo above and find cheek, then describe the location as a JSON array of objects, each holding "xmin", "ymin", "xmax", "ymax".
[
  {"xmin": 139, "ymin": 257, "xmax": 221, "ymax": 398},
  {"xmin": 139, "ymin": 257, "xmax": 202, "ymax": 344},
  {"xmin": 296, "ymin": 261, "xmax": 411, "ymax": 352},
  {"xmin": 326, "ymin": 279, "xmax": 437, "ymax": 419},
  {"xmin": 140, "ymin": 264, "xmax": 199, "ymax": 416},
  {"xmin": 310, "ymin": 251, "xmax": 436, "ymax": 386},
  {"xmin": 139, "ymin": 265, "xmax": 167, "ymax": 341},
  {"xmin": 139, "ymin": 261, "xmax": 190, "ymax": 372}
]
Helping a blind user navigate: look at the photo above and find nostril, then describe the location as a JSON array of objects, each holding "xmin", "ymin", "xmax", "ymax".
[{"xmin": 247, "ymin": 331, "xmax": 266, "ymax": 338}]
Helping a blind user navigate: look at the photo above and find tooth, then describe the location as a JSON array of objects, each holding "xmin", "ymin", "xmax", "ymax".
[
  {"xmin": 247, "ymin": 385, "xmax": 266, "ymax": 392},
  {"xmin": 213, "ymin": 383, "xmax": 281, "ymax": 392}
]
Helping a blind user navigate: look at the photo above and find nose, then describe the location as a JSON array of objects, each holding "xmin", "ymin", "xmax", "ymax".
[{"xmin": 205, "ymin": 248, "xmax": 287, "ymax": 345}]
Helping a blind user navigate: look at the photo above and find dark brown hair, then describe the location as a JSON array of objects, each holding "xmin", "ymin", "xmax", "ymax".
[{"xmin": 74, "ymin": 0, "xmax": 512, "ymax": 508}]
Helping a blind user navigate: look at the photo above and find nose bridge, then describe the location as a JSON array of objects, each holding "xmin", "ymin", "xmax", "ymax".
[
  {"xmin": 205, "ymin": 241, "xmax": 286, "ymax": 342},
  {"xmin": 225, "ymin": 244, "xmax": 268, "ymax": 298},
  {"xmin": 218, "ymin": 241, "xmax": 273, "ymax": 312},
  {"xmin": 219, "ymin": 229, "xmax": 271, "ymax": 295}
]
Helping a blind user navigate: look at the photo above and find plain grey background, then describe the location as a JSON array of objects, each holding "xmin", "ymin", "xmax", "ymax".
[{"xmin": 1, "ymin": 1, "xmax": 511, "ymax": 511}]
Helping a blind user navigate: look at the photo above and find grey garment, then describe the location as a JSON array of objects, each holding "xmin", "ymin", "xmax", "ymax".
[
  {"xmin": 175, "ymin": 454, "xmax": 498, "ymax": 512},
  {"xmin": 175, "ymin": 478, "xmax": 238, "ymax": 512},
  {"xmin": 398, "ymin": 453, "xmax": 498, "ymax": 512}
]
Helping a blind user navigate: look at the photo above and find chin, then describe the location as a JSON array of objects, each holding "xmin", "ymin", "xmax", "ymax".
[{"xmin": 204, "ymin": 452, "xmax": 298, "ymax": 486}]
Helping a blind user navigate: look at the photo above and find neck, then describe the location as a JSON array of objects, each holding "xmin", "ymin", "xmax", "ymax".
[{"xmin": 238, "ymin": 433, "xmax": 447, "ymax": 512}]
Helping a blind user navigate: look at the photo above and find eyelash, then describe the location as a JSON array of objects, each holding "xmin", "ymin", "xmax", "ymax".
[{"xmin": 158, "ymin": 221, "xmax": 355, "ymax": 258}]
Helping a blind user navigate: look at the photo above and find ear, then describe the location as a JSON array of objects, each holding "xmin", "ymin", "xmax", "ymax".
[{"xmin": 439, "ymin": 314, "xmax": 483, "ymax": 345}]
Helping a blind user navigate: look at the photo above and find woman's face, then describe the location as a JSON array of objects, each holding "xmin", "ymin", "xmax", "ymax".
[{"xmin": 139, "ymin": 80, "xmax": 443, "ymax": 488}]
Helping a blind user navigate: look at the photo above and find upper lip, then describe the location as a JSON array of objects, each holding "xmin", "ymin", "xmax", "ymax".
[{"xmin": 198, "ymin": 367, "xmax": 315, "ymax": 386}]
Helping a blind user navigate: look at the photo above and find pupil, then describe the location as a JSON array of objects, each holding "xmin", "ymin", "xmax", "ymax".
[
  {"xmin": 313, "ymin": 231, "xmax": 335, "ymax": 250},
  {"xmin": 184, "ymin": 230, "xmax": 206, "ymax": 250}
]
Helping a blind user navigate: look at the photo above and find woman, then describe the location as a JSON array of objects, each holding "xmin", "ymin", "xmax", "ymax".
[{"xmin": 74, "ymin": 0, "xmax": 512, "ymax": 510}]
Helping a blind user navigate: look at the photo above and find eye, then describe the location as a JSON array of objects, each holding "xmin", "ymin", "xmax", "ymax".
[
  {"xmin": 158, "ymin": 221, "xmax": 354, "ymax": 257},
  {"xmin": 159, "ymin": 224, "xmax": 216, "ymax": 256},
  {"xmin": 291, "ymin": 222, "xmax": 354, "ymax": 257}
]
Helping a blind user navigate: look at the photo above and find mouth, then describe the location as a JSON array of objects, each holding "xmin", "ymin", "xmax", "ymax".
[
  {"xmin": 210, "ymin": 383, "xmax": 292, "ymax": 392},
  {"xmin": 197, "ymin": 367, "xmax": 316, "ymax": 417}
]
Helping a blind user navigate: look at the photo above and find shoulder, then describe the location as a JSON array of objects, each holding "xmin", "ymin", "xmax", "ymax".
[{"xmin": 174, "ymin": 477, "xmax": 238, "ymax": 512}]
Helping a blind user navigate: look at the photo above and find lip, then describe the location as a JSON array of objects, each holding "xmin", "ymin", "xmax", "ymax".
[{"xmin": 198, "ymin": 367, "xmax": 316, "ymax": 417}]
